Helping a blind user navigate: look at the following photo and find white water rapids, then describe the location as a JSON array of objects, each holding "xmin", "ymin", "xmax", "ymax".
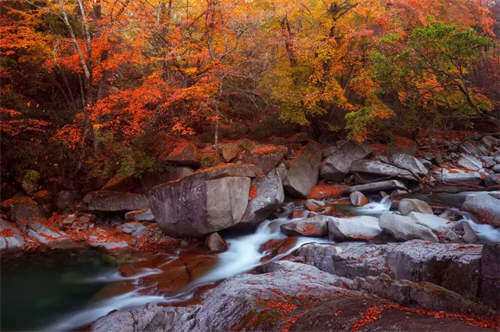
[{"xmin": 44, "ymin": 195, "xmax": 498, "ymax": 331}]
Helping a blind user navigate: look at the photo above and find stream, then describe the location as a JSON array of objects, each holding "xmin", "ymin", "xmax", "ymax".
[{"xmin": 1, "ymin": 193, "xmax": 499, "ymax": 331}]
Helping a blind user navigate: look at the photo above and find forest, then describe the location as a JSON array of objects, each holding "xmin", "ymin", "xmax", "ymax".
[{"xmin": 1, "ymin": 1, "xmax": 499, "ymax": 331}]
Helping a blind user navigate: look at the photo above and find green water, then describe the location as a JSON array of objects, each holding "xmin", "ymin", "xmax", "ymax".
[{"xmin": 0, "ymin": 249, "xmax": 119, "ymax": 331}]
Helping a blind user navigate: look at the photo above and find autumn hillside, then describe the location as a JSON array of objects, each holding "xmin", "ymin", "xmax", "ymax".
[{"xmin": 1, "ymin": 0, "xmax": 499, "ymax": 195}]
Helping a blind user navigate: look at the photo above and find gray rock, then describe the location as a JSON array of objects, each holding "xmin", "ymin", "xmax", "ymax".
[
  {"xmin": 462, "ymin": 221, "xmax": 478, "ymax": 243},
  {"xmin": 284, "ymin": 142, "xmax": 322, "ymax": 197},
  {"xmin": 432, "ymin": 168, "xmax": 482, "ymax": 185},
  {"xmin": 457, "ymin": 154, "xmax": 483, "ymax": 170},
  {"xmin": 460, "ymin": 141, "xmax": 488, "ymax": 157},
  {"xmin": 480, "ymin": 244, "xmax": 500, "ymax": 309},
  {"xmin": 0, "ymin": 218, "xmax": 24, "ymax": 251},
  {"xmin": 379, "ymin": 213, "xmax": 439, "ymax": 242},
  {"xmin": 322, "ymin": 145, "xmax": 337, "ymax": 158},
  {"xmin": 484, "ymin": 173, "xmax": 500, "ymax": 186},
  {"xmin": 242, "ymin": 146, "xmax": 286, "ymax": 174},
  {"xmin": 320, "ymin": 141, "xmax": 372, "ymax": 181},
  {"xmin": 83, "ymin": 191, "xmax": 148, "ymax": 212},
  {"xmin": 462, "ymin": 194, "xmax": 500, "ymax": 227},
  {"xmin": 480, "ymin": 156, "xmax": 496, "ymax": 168},
  {"xmin": 350, "ymin": 159, "xmax": 417, "ymax": 181},
  {"xmin": 349, "ymin": 191, "xmax": 369, "ymax": 206},
  {"xmin": 492, "ymin": 164, "xmax": 500, "ymax": 173},
  {"xmin": 205, "ymin": 232, "xmax": 227, "ymax": 252},
  {"xmin": 390, "ymin": 153, "xmax": 428, "ymax": 176},
  {"xmin": 124, "ymin": 208, "xmax": 155, "ymax": 221},
  {"xmin": 149, "ymin": 176, "xmax": 251, "ymax": 237},
  {"xmin": 481, "ymin": 135, "xmax": 497, "ymax": 149},
  {"xmin": 118, "ymin": 222, "xmax": 149, "ymax": 237},
  {"xmin": 91, "ymin": 261, "xmax": 371, "ymax": 332},
  {"xmin": 297, "ymin": 242, "xmax": 391, "ymax": 277},
  {"xmin": 241, "ymin": 169, "xmax": 284, "ymax": 225},
  {"xmin": 386, "ymin": 241, "xmax": 482, "ymax": 299},
  {"xmin": 341, "ymin": 180, "xmax": 407, "ymax": 195},
  {"xmin": 408, "ymin": 212, "xmax": 451, "ymax": 233},
  {"xmin": 327, "ymin": 216, "xmax": 382, "ymax": 241},
  {"xmin": 280, "ymin": 215, "xmax": 328, "ymax": 237},
  {"xmin": 398, "ymin": 198, "xmax": 433, "ymax": 215}
]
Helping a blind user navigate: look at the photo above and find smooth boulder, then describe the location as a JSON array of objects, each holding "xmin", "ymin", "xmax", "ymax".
[
  {"xmin": 398, "ymin": 198, "xmax": 433, "ymax": 215},
  {"xmin": 349, "ymin": 191, "xmax": 369, "ymax": 206},
  {"xmin": 283, "ymin": 142, "xmax": 322, "ymax": 197},
  {"xmin": 327, "ymin": 216, "xmax": 382, "ymax": 241},
  {"xmin": 462, "ymin": 194, "xmax": 500, "ymax": 227},
  {"xmin": 149, "ymin": 176, "xmax": 251, "ymax": 237},
  {"xmin": 457, "ymin": 154, "xmax": 483, "ymax": 171},
  {"xmin": 408, "ymin": 212, "xmax": 451, "ymax": 233},
  {"xmin": 379, "ymin": 213, "xmax": 438, "ymax": 242}
]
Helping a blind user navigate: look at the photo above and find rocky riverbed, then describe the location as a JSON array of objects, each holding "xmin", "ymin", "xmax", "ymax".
[{"xmin": 1, "ymin": 133, "xmax": 500, "ymax": 331}]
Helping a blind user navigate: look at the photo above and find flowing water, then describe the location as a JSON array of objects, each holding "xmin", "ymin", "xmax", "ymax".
[{"xmin": 1, "ymin": 194, "xmax": 498, "ymax": 331}]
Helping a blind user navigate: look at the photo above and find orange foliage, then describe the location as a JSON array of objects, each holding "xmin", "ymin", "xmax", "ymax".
[
  {"xmin": 0, "ymin": 228, "xmax": 15, "ymax": 237},
  {"xmin": 308, "ymin": 185, "xmax": 347, "ymax": 200},
  {"xmin": 249, "ymin": 184, "xmax": 258, "ymax": 200}
]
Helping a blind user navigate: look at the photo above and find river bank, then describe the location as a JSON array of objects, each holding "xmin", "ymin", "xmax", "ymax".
[{"xmin": 1, "ymin": 132, "xmax": 499, "ymax": 331}]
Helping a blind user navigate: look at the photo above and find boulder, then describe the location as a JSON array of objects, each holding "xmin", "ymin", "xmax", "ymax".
[
  {"xmin": 350, "ymin": 160, "xmax": 417, "ymax": 181},
  {"xmin": 390, "ymin": 153, "xmax": 428, "ymax": 176},
  {"xmin": 484, "ymin": 173, "xmax": 500, "ymax": 186},
  {"xmin": 205, "ymin": 232, "xmax": 227, "ymax": 252},
  {"xmin": 379, "ymin": 213, "xmax": 438, "ymax": 242},
  {"xmin": 327, "ymin": 216, "xmax": 382, "ymax": 241},
  {"xmin": 481, "ymin": 135, "xmax": 497, "ymax": 149},
  {"xmin": 280, "ymin": 215, "xmax": 328, "ymax": 237},
  {"xmin": 242, "ymin": 146, "xmax": 286, "ymax": 174},
  {"xmin": 432, "ymin": 168, "xmax": 482, "ymax": 185},
  {"xmin": 0, "ymin": 218, "xmax": 25, "ymax": 251},
  {"xmin": 124, "ymin": 208, "xmax": 155, "ymax": 221},
  {"xmin": 83, "ymin": 191, "xmax": 148, "ymax": 212},
  {"xmin": 164, "ymin": 140, "xmax": 200, "ymax": 167},
  {"xmin": 462, "ymin": 194, "xmax": 500, "ymax": 227},
  {"xmin": 492, "ymin": 164, "xmax": 500, "ymax": 173},
  {"xmin": 460, "ymin": 141, "xmax": 488, "ymax": 157},
  {"xmin": 118, "ymin": 222, "xmax": 149, "ymax": 237},
  {"xmin": 283, "ymin": 142, "xmax": 322, "ymax": 197},
  {"xmin": 480, "ymin": 244, "xmax": 500, "ymax": 309},
  {"xmin": 408, "ymin": 212, "xmax": 451, "ymax": 233},
  {"xmin": 320, "ymin": 141, "xmax": 373, "ymax": 181},
  {"xmin": 457, "ymin": 154, "xmax": 482, "ymax": 171},
  {"xmin": 299, "ymin": 241, "xmax": 484, "ymax": 302},
  {"xmin": 149, "ymin": 176, "xmax": 251, "ymax": 237},
  {"xmin": 398, "ymin": 198, "xmax": 433, "ymax": 215},
  {"xmin": 386, "ymin": 241, "xmax": 482, "ymax": 299},
  {"xmin": 241, "ymin": 169, "xmax": 284, "ymax": 225},
  {"xmin": 139, "ymin": 167, "xmax": 194, "ymax": 192},
  {"xmin": 341, "ymin": 180, "xmax": 408, "ymax": 195},
  {"xmin": 349, "ymin": 191, "xmax": 369, "ymax": 206},
  {"xmin": 220, "ymin": 143, "xmax": 240, "ymax": 162},
  {"xmin": 481, "ymin": 156, "xmax": 496, "ymax": 168}
]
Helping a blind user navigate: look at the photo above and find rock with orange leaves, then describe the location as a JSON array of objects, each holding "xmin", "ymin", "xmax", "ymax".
[
  {"xmin": 0, "ymin": 218, "xmax": 24, "ymax": 251},
  {"xmin": 283, "ymin": 142, "xmax": 322, "ymax": 198},
  {"xmin": 280, "ymin": 215, "xmax": 328, "ymax": 237}
]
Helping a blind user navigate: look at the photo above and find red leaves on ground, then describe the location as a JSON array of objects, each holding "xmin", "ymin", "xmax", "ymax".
[
  {"xmin": 350, "ymin": 303, "xmax": 499, "ymax": 331},
  {"xmin": 308, "ymin": 185, "xmax": 347, "ymax": 200},
  {"xmin": 249, "ymin": 184, "xmax": 258, "ymax": 200},
  {"xmin": 0, "ymin": 228, "xmax": 15, "ymax": 237},
  {"xmin": 265, "ymin": 301, "xmax": 298, "ymax": 313}
]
